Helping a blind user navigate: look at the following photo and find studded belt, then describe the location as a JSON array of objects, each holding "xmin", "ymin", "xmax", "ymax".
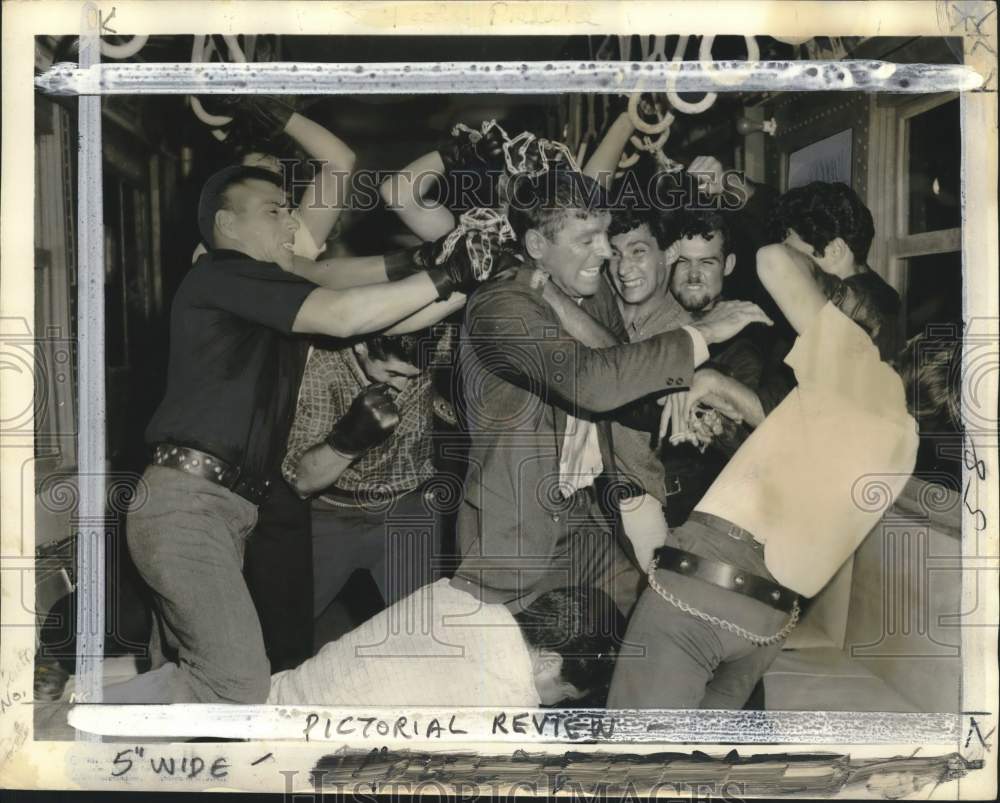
[
  {"xmin": 653, "ymin": 545, "xmax": 799, "ymax": 613},
  {"xmin": 151, "ymin": 444, "xmax": 272, "ymax": 506}
]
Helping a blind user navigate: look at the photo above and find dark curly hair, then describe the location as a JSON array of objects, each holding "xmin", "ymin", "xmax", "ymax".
[
  {"xmin": 608, "ymin": 207, "xmax": 675, "ymax": 250},
  {"xmin": 674, "ymin": 208, "xmax": 734, "ymax": 257},
  {"xmin": 770, "ymin": 181, "xmax": 875, "ymax": 264},
  {"xmin": 513, "ymin": 586, "xmax": 625, "ymax": 706},
  {"xmin": 364, "ymin": 325, "xmax": 447, "ymax": 371}
]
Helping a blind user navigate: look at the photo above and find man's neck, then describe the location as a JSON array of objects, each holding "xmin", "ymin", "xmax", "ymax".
[{"xmin": 619, "ymin": 285, "xmax": 677, "ymax": 329}]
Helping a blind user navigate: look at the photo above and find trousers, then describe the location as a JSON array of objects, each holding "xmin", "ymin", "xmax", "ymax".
[
  {"xmin": 104, "ymin": 466, "xmax": 269, "ymax": 704},
  {"xmin": 608, "ymin": 514, "xmax": 791, "ymax": 709},
  {"xmin": 244, "ymin": 478, "xmax": 313, "ymax": 672},
  {"xmin": 457, "ymin": 487, "xmax": 643, "ymax": 617},
  {"xmin": 312, "ymin": 485, "xmax": 442, "ymax": 617}
]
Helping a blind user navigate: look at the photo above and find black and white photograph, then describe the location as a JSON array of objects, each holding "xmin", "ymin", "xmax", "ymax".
[{"xmin": 2, "ymin": 1, "xmax": 997, "ymax": 798}]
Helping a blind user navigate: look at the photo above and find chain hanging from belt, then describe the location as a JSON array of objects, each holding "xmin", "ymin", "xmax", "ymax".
[{"xmin": 645, "ymin": 557, "xmax": 800, "ymax": 647}]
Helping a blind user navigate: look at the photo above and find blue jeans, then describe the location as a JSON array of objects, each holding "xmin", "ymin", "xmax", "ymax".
[
  {"xmin": 104, "ymin": 466, "xmax": 269, "ymax": 704},
  {"xmin": 608, "ymin": 514, "xmax": 791, "ymax": 709}
]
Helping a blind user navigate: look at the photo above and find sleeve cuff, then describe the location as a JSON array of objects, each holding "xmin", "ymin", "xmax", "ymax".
[{"xmin": 682, "ymin": 325, "xmax": 710, "ymax": 367}]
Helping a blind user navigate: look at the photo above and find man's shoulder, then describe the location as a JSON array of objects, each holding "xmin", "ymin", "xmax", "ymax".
[
  {"xmin": 466, "ymin": 268, "xmax": 551, "ymax": 326},
  {"xmin": 851, "ymin": 268, "xmax": 902, "ymax": 310}
]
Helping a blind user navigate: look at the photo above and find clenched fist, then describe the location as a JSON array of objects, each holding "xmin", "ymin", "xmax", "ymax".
[{"xmin": 325, "ymin": 384, "xmax": 400, "ymax": 457}]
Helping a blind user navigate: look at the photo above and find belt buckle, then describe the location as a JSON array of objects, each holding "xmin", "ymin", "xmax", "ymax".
[{"xmin": 664, "ymin": 476, "xmax": 682, "ymax": 498}]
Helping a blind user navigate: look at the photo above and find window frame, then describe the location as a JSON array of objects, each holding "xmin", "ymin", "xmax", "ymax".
[{"xmin": 867, "ymin": 91, "xmax": 963, "ymax": 532}]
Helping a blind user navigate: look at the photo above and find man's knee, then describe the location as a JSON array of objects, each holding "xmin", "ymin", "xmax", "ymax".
[{"xmin": 197, "ymin": 655, "xmax": 271, "ymax": 704}]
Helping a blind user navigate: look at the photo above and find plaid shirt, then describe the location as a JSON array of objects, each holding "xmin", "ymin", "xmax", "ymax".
[{"xmin": 282, "ymin": 330, "xmax": 451, "ymax": 502}]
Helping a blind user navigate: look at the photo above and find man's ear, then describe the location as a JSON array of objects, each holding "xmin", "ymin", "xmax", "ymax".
[
  {"xmin": 723, "ymin": 253, "xmax": 736, "ymax": 277},
  {"xmin": 214, "ymin": 209, "xmax": 236, "ymax": 242},
  {"xmin": 523, "ymin": 228, "xmax": 548, "ymax": 262},
  {"xmin": 826, "ymin": 236, "xmax": 849, "ymax": 262}
]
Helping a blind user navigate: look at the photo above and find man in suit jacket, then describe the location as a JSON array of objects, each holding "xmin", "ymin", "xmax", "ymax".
[{"xmin": 451, "ymin": 168, "xmax": 771, "ymax": 613}]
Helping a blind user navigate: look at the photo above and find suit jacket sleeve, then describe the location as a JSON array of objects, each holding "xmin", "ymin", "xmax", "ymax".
[{"xmin": 464, "ymin": 280, "xmax": 694, "ymax": 415}]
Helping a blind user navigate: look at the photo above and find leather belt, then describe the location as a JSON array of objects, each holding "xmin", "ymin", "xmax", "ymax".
[
  {"xmin": 152, "ymin": 444, "xmax": 271, "ymax": 506},
  {"xmin": 653, "ymin": 545, "xmax": 799, "ymax": 613}
]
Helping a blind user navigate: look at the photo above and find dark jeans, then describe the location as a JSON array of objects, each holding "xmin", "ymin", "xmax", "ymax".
[
  {"xmin": 106, "ymin": 466, "xmax": 268, "ymax": 704},
  {"xmin": 244, "ymin": 479, "xmax": 313, "ymax": 672},
  {"xmin": 608, "ymin": 514, "xmax": 790, "ymax": 709},
  {"xmin": 312, "ymin": 486, "xmax": 442, "ymax": 618}
]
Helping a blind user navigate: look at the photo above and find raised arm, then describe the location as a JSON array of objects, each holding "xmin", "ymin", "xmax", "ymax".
[
  {"xmin": 582, "ymin": 110, "xmax": 636, "ymax": 189},
  {"xmin": 283, "ymin": 112, "xmax": 356, "ymax": 246},
  {"xmin": 284, "ymin": 384, "xmax": 399, "ymax": 497},
  {"xmin": 292, "ymin": 275, "xmax": 441, "ymax": 338},
  {"xmin": 380, "ymin": 150, "xmax": 457, "ymax": 242},
  {"xmin": 756, "ymin": 243, "xmax": 827, "ymax": 336},
  {"xmin": 381, "ymin": 292, "xmax": 467, "ymax": 335}
]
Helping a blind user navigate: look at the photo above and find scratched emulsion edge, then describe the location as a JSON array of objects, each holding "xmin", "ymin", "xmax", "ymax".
[
  {"xmin": 0, "ymin": 0, "xmax": 997, "ymax": 797},
  {"xmin": 955, "ymin": 1, "xmax": 1000, "ymax": 800}
]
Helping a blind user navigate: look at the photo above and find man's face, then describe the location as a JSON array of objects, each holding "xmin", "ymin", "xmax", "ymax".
[
  {"xmin": 221, "ymin": 179, "xmax": 299, "ymax": 269},
  {"xmin": 355, "ymin": 347, "xmax": 422, "ymax": 394},
  {"xmin": 669, "ymin": 230, "xmax": 735, "ymax": 312},
  {"xmin": 609, "ymin": 223, "xmax": 668, "ymax": 306},
  {"xmin": 535, "ymin": 212, "xmax": 613, "ymax": 298}
]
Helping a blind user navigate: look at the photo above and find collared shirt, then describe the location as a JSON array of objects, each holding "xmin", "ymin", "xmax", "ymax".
[
  {"xmin": 145, "ymin": 249, "xmax": 316, "ymax": 479},
  {"xmin": 619, "ymin": 287, "xmax": 692, "ymax": 343},
  {"xmin": 611, "ymin": 285, "xmax": 696, "ymax": 505},
  {"xmin": 695, "ymin": 302, "xmax": 919, "ymax": 597},
  {"xmin": 558, "ymin": 297, "xmax": 605, "ymax": 497},
  {"xmin": 281, "ymin": 329, "xmax": 452, "ymax": 502}
]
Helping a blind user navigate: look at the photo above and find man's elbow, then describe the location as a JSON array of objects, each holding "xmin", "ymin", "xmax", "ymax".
[{"xmin": 756, "ymin": 243, "xmax": 791, "ymax": 285}]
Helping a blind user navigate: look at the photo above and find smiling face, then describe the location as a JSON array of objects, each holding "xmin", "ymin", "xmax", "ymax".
[
  {"xmin": 528, "ymin": 212, "xmax": 613, "ymax": 298},
  {"xmin": 217, "ymin": 178, "xmax": 299, "ymax": 270},
  {"xmin": 669, "ymin": 230, "xmax": 735, "ymax": 312},
  {"xmin": 609, "ymin": 223, "xmax": 668, "ymax": 307}
]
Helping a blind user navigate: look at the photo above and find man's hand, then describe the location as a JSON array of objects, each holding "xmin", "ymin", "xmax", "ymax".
[
  {"xmin": 690, "ymin": 300, "xmax": 773, "ymax": 345},
  {"xmin": 664, "ymin": 239, "xmax": 681, "ymax": 267},
  {"xmin": 325, "ymin": 384, "xmax": 400, "ymax": 457},
  {"xmin": 201, "ymin": 95, "xmax": 296, "ymax": 143},
  {"xmin": 687, "ymin": 155, "xmax": 726, "ymax": 197},
  {"xmin": 439, "ymin": 125, "xmax": 507, "ymax": 177}
]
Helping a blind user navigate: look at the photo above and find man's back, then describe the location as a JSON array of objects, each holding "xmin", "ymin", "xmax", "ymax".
[{"xmin": 268, "ymin": 579, "xmax": 540, "ymax": 706}]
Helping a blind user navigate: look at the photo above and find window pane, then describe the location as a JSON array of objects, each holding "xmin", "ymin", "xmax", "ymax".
[
  {"xmin": 905, "ymin": 251, "xmax": 962, "ymax": 339},
  {"xmin": 907, "ymin": 98, "xmax": 960, "ymax": 234},
  {"xmin": 904, "ymin": 251, "xmax": 963, "ymax": 489}
]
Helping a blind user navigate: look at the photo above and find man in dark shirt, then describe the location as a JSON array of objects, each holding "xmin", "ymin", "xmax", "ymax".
[
  {"xmin": 106, "ymin": 165, "xmax": 488, "ymax": 704},
  {"xmin": 771, "ymin": 181, "xmax": 902, "ymax": 362}
]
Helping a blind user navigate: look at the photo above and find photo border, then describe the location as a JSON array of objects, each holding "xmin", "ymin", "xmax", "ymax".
[{"xmin": 2, "ymin": 1, "xmax": 997, "ymax": 797}]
